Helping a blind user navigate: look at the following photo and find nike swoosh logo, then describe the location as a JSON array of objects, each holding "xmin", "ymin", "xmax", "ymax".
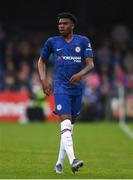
[{"xmin": 56, "ymin": 48, "xmax": 62, "ymax": 51}]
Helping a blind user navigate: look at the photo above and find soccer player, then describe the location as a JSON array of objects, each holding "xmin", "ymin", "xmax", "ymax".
[{"xmin": 38, "ymin": 12, "xmax": 94, "ymax": 173}]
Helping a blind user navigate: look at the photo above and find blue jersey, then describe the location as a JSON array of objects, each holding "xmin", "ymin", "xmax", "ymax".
[{"xmin": 40, "ymin": 34, "xmax": 93, "ymax": 95}]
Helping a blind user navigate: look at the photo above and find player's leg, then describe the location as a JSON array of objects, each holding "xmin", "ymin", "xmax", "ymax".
[
  {"xmin": 55, "ymin": 135, "xmax": 66, "ymax": 174},
  {"xmin": 59, "ymin": 114, "xmax": 76, "ymax": 165},
  {"xmin": 54, "ymin": 94, "xmax": 76, "ymax": 171},
  {"xmin": 70, "ymin": 94, "xmax": 84, "ymax": 173},
  {"xmin": 55, "ymin": 115, "xmax": 70, "ymax": 174},
  {"xmin": 55, "ymin": 95, "xmax": 74, "ymax": 173},
  {"xmin": 71, "ymin": 94, "xmax": 82, "ymax": 137},
  {"xmin": 55, "ymin": 115, "xmax": 74, "ymax": 173},
  {"xmin": 58, "ymin": 95, "xmax": 84, "ymax": 173}
]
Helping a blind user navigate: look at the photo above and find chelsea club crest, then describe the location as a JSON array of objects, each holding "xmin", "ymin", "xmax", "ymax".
[{"xmin": 75, "ymin": 46, "xmax": 81, "ymax": 53}]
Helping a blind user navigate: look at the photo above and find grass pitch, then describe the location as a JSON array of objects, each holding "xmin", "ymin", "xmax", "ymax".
[{"xmin": 0, "ymin": 121, "xmax": 133, "ymax": 179}]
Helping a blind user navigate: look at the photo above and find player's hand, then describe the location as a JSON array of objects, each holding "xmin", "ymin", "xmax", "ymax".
[
  {"xmin": 69, "ymin": 73, "xmax": 82, "ymax": 84},
  {"xmin": 41, "ymin": 79, "xmax": 52, "ymax": 96}
]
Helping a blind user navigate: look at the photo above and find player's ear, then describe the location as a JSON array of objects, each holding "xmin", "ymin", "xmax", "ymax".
[{"xmin": 72, "ymin": 23, "xmax": 74, "ymax": 30}]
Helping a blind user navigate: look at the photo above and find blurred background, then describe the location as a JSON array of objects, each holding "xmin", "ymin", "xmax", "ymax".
[{"xmin": 0, "ymin": 0, "xmax": 133, "ymax": 123}]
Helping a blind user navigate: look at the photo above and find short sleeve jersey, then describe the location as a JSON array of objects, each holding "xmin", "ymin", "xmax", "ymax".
[{"xmin": 40, "ymin": 34, "xmax": 93, "ymax": 95}]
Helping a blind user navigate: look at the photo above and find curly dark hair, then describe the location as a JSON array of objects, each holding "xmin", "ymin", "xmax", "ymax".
[{"xmin": 57, "ymin": 12, "xmax": 77, "ymax": 26}]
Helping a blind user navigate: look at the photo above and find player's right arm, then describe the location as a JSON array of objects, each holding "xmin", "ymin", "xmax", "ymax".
[
  {"xmin": 38, "ymin": 38, "xmax": 53, "ymax": 96},
  {"xmin": 38, "ymin": 58, "xmax": 52, "ymax": 96}
]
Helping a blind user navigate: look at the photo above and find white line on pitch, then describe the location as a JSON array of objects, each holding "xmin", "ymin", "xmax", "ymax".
[{"xmin": 119, "ymin": 122, "xmax": 133, "ymax": 139}]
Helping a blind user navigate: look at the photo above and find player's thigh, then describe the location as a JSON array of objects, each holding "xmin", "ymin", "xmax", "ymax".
[
  {"xmin": 54, "ymin": 94, "xmax": 72, "ymax": 120},
  {"xmin": 71, "ymin": 94, "xmax": 82, "ymax": 119}
]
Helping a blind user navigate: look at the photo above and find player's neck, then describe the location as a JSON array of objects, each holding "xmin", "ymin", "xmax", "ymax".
[{"xmin": 64, "ymin": 32, "xmax": 74, "ymax": 43}]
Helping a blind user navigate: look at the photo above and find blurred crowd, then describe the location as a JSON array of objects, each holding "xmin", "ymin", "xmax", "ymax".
[
  {"xmin": 82, "ymin": 25, "xmax": 133, "ymax": 120},
  {"xmin": 0, "ymin": 25, "xmax": 45, "ymax": 97},
  {"xmin": 0, "ymin": 23, "xmax": 133, "ymax": 120}
]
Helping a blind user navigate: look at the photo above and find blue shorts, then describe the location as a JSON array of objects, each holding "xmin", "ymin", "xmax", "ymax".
[{"xmin": 54, "ymin": 94, "xmax": 82, "ymax": 118}]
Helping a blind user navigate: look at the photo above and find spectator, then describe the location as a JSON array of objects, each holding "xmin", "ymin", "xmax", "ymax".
[{"xmin": 81, "ymin": 72, "xmax": 103, "ymax": 120}]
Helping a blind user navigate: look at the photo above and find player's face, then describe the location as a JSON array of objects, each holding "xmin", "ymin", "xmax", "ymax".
[{"xmin": 58, "ymin": 18, "xmax": 74, "ymax": 36}]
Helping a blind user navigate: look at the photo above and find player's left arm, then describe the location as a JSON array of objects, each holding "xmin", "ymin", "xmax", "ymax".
[
  {"xmin": 80, "ymin": 57, "xmax": 94, "ymax": 76},
  {"xmin": 69, "ymin": 37, "xmax": 94, "ymax": 84},
  {"xmin": 69, "ymin": 57, "xmax": 94, "ymax": 84}
]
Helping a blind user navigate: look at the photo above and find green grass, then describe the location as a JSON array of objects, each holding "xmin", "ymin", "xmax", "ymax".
[
  {"xmin": 0, "ymin": 121, "xmax": 133, "ymax": 179},
  {"xmin": 127, "ymin": 122, "xmax": 133, "ymax": 131}
]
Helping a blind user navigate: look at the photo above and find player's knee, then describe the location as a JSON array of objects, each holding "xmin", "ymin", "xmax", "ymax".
[{"xmin": 59, "ymin": 114, "xmax": 72, "ymax": 121}]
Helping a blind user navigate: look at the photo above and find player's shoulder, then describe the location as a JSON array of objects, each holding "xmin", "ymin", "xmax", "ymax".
[
  {"xmin": 47, "ymin": 36, "xmax": 61, "ymax": 42},
  {"xmin": 75, "ymin": 34, "xmax": 90, "ymax": 41}
]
